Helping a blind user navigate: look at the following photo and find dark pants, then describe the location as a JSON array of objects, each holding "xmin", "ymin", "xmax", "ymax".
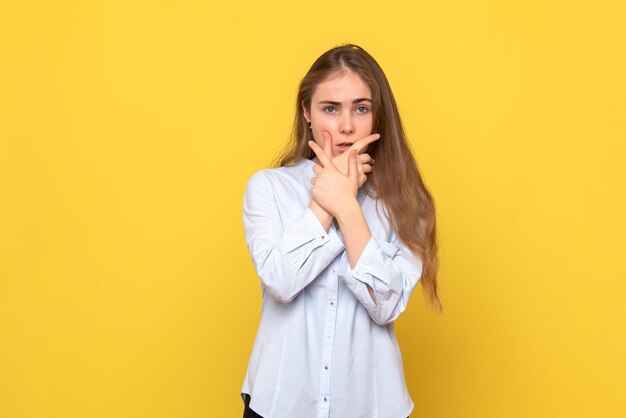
[
  {"xmin": 243, "ymin": 394, "xmax": 264, "ymax": 418},
  {"xmin": 242, "ymin": 394, "xmax": 409, "ymax": 417}
]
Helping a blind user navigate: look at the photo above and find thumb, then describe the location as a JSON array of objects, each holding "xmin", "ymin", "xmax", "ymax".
[
  {"xmin": 348, "ymin": 149, "xmax": 358, "ymax": 182},
  {"xmin": 322, "ymin": 131, "xmax": 334, "ymax": 160}
]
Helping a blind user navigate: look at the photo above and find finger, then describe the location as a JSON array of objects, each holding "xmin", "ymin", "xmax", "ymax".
[
  {"xmin": 313, "ymin": 164, "xmax": 322, "ymax": 175},
  {"xmin": 348, "ymin": 149, "xmax": 358, "ymax": 182},
  {"xmin": 352, "ymin": 133, "xmax": 381, "ymax": 154},
  {"xmin": 311, "ymin": 177, "xmax": 317, "ymax": 185},
  {"xmin": 358, "ymin": 153, "xmax": 374, "ymax": 165},
  {"xmin": 308, "ymin": 140, "xmax": 333, "ymax": 168},
  {"xmin": 322, "ymin": 131, "xmax": 334, "ymax": 160},
  {"xmin": 361, "ymin": 163, "xmax": 373, "ymax": 174}
]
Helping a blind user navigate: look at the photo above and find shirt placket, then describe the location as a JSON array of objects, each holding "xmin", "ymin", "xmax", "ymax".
[{"xmin": 317, "ymin": 229, "xmax": 340, "ymax": 418}]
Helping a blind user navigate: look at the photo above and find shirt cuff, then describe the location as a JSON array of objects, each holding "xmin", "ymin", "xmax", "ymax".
[
  {"xmin": 345, "ymin": 236, "xmax": 379, "ymax": 288},
  {"xmin": 346, "ymin": 236, "xmax": 401, "ymax": 287},
  {"xmin": 280, "ymin": 206, "xmax": 343, "ymax": 254}
]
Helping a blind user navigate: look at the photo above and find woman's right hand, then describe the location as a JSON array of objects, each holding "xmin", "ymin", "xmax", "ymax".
[{"xmin": 320, "ymin": 131, "xmax": 379, "ymax": 188}]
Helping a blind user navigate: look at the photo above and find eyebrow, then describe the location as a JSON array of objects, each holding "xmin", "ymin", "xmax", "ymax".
[{"xmin": 318, "ymin": 98, "xmax": 372, "ymax": 105}]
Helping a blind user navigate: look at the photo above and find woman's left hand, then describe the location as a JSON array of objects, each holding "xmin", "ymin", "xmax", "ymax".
[{"xmin": 309, "ymin": 140, "xmax": 360, "ymax": 219}]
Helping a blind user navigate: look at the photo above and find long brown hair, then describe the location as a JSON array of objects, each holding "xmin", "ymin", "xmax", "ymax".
[{"xmin": 274, "ymin": 44, "xmax": 442, "ymax": 311}]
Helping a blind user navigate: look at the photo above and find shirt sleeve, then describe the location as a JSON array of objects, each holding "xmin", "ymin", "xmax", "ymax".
[
  {"xmin": 243, "ymin": 170, "xmax": 345, "ymax": 303},
  {"xmin": 339, "ymin": 233, "xmax": 423, "ymax": 325}
]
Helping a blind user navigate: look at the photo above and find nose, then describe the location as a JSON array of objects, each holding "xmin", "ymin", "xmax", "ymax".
[{"xmin": 339, "ymin": 113, "xmax": 355, "ymax": 135}]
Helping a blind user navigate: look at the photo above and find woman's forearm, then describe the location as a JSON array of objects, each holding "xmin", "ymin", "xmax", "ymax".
[
  {"xmin": 335, "ymin": 200, "xmax": 371, "ymax": 269},
  {"xmin": 336, "ymin": 200, "xmax": 376, "ymax": 302},
  {"xmin": 309, "ymin": 199, "xmax": 334, "ymax": 232}
]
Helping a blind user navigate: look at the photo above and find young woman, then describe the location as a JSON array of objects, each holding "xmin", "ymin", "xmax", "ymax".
[{"xmin": 241, "ymin": 44, "xmax": 440, "ymax": 418}]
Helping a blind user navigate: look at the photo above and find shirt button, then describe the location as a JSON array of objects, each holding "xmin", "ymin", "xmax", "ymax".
[
  {"xmin": 321, "ymin": 235, "xmax": 326, "ymax": 240},
  {"xmin": 324, "ymin": 364, "xmax": 329, "ymax": 370},
  {"xmin": 332, "ymin": 270, "xmax": 336, "ymax": 275},
  {"xmin": 323, "ymin": 396, "xmax": 328, "ymax": 402},
  {"xmin": 329, "ymin": 300, "xmax": 334, "ymax": 306}
]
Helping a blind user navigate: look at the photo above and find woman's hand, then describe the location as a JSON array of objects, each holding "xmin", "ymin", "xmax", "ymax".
[
  {"xmin": 309, "ymin": 140, "xmax": 360, "ymax": 219},
  {"xmin": 321, "ymin": 131, "xmax": 379, "ymax": 188}
]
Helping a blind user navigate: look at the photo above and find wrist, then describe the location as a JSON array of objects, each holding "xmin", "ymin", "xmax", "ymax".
[
  {"xmin": 309, "ymin": 199, "xmax": 334, "ymax": 231},
  {"xmin": 335, "ymin": 199, "xmax": 361, "ymax": 224},
  {"xmin": 309, "ymin": 199, "xmax": 331, "ymax": 215}
]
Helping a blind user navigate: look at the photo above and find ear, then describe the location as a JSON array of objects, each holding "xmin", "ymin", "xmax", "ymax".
[{"xmin": 302, "ymin": 101, "xmax": 310, "ymax": 123}]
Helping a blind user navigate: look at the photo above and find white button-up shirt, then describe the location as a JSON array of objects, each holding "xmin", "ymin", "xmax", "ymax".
[{"xmin": 241, "ymin": 157, "xmax": 423, "ymax": 418}]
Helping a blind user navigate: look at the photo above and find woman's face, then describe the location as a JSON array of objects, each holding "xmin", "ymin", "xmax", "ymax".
[{"xmin": 304, "ymin": 69, "xmax": 374, "ymax": 158}]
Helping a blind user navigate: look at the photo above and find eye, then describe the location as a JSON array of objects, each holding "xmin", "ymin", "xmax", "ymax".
[
  {"xmin": 356, "ymin": 106, "xmax": 369, "ymax": 114},
  {"xmin": 323, "ymin": 106, "xmax": 336, "ymax": 113}
]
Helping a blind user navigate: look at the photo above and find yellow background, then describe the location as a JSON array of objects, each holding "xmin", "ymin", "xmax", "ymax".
[{"xmin": 1, "ymin": 1, "xmax": 624, "ymax": 417}]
